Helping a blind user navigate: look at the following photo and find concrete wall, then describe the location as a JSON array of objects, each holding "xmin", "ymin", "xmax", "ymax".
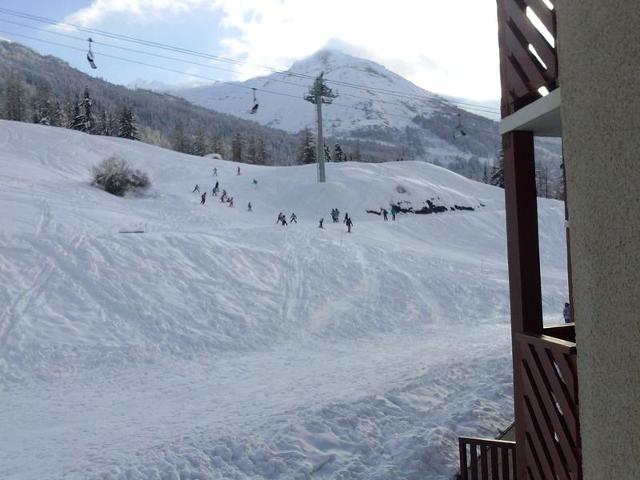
[{"xmin": 556, "ymin": 1, "xmax": 640, "ymax": 478}]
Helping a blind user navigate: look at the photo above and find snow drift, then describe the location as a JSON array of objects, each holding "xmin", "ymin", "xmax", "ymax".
[{"xmin": 0, "ymin": 121, "xmax": 568, "ymax": 479}]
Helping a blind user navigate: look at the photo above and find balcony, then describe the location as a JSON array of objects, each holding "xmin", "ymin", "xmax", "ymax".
[{"xmin": 458, "ymin": 325, "xmax": 579, "ymax": 479}]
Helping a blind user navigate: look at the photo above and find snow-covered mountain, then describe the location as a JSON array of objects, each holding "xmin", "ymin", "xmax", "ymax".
[
  {"xmin": 178, "ymin": 49, "xmax": 503, "ymax": 167},
  {"xmin": 180, "ymin": 50, "xmax": 441, "ymax": 132},
  {"xmin": 0, "ymin": 120, "xmax": 568, "ymax": 479}
]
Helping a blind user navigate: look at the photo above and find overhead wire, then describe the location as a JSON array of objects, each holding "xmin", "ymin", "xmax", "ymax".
[
  {"xmin": 0, "ymin": 14, "xmax": 499, "ymax": 117},
  {"xmin": 0, "ymin": 26, "xmax": 502, "ymax": 135},
  {"xmin": 0, "ymin": 6, "xmax": 500, "ymax": 116}
]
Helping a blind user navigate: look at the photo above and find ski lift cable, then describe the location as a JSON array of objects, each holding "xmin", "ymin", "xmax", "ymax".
[
  {"xmin": 0, "ymin": 7, "xmax": 500, "ymax": 115},
  {"xmin": 0, "ymin": 17, "xmax": 500, "ymax": 116},
  {"xmin": 0, "ymin": 28, "xmax": 501, "ymax": 135}
]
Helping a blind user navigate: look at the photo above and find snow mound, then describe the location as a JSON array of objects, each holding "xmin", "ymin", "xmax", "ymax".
[{"xmin": 0, "ymin": 121, "xmax": 568, "ymax": 479}]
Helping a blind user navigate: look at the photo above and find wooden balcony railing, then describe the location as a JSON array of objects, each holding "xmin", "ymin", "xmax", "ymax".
[
  {"xmin": 458, "ymin": 326, "xmax": 580, "ymax": 479},
  {"xmin": 497, "ymin": 0, "xmax": 559, "ymax": 116},
  {"xmin": 515, "ymin": 332, "xmax": 581, "ymax": 479},
  {"xmin": 459, "ymin": 436, "xmax": 516, "ymax": 480}
]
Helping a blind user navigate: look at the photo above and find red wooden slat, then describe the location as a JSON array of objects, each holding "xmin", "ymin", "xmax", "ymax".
[
  {"xmin": 504, "ymin": 0, "xmax": 557, "ymax": 75},
  {"xmin": 520, "ymin": 342, "xmax": 579, "ymax": 476},
  {"xmin": 459, "ymin": 439, "xmax": 469, "ymax": 480},
  {"xmin": 501, "ymin": 447, "xmax": 511, "ymax": 480},
  {"xmin": 560, "ymin": 351, "xmax": 579, "ymax": 405},
  {"xmin": 505, "ymin": 20, "xmax": 552, "ymax": 90},
  {"xmin": 539, "ymin": 348, "xmax": 579, "ymax": 439},
  {"xmin": 471, "ymin": 445, "xmax": 479, "ymax": 480},
  {"xmin": 525, "ymin": 0, "xmax": 557, "ymax": 38},
  {"xmin": 458, "ymin": 439, "xmax": 516, "ymax": 480},
  {"xmin": 523, "ymin": 392, "xmax": 572, "ymax": 480},
  {"xmin": 481, "ymin": 446, "xmax": 489, "ymax": 478},
  {"xmin": 521, "ymin": 383, "xmax": 559, "ymax": 480},
  {"xmin": 490, "ymin": 447, "xmax": 499, "ymax": 480},
  {"xmin": 524, "ymin": 431, "xmax": 546, "ymax": 480}
]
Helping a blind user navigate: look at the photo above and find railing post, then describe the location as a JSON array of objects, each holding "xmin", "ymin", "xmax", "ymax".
[{"xmin": 503, "ymin": 130, "xmax": 543, "ymax": 479}]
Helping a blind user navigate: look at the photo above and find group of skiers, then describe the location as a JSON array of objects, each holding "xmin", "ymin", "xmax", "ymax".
[
  {"xmin": 318, "ymin": 211, "xmax": 353, "ymax": 232},
  {"xmin": 192, "ymin": 168, "xmax": 359, "ymax": 233},
  {"xmin": 276, "ymin": 212, "xmax": 297, "ymax": 226}
]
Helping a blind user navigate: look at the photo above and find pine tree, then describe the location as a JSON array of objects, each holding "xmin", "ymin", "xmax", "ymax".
[
  {"xmin": 300, "ymin": 128, "xmax": 316, "ymax": 164},
  {"xmin": 482, "ymin": 162, "xmax": 490, "ymax": 184},
  {"xmin": 4, "ymin": 71, "xmax": 25, "ymax": 121},
  {"xmin": 117, "ymin": 106, "xmax": 139, "ymax": 140},
  {"xmin": 324, "ymin": 143, "xmax": 332, "ymax": 163},
  {"xmin": 257, "ymin": 137, "xmax": 267, "ymax": 165},
  {"xmin": 32, "ymin": 82, "xmax": 53, "ymax": 125},
  {"xmin": 50, "ymin": 101, "xmax": 63, "ymax": 127},
  {"xmin": 231, "ymin": 132, "xmax": 243, "ymax": 162},
  {"xmin": 247, "ymin": 136, "xmax": 257, "ymax": 164},
  {"xmin": 192, "ymin": 129, "xmax": 207, "ymax": 156},
  {"xmin": 209, "ymin": 132, "xmax": 223, "ymax": 157},
  {"xmin": 63, "ymin": 96, "xmax": 77, "ymax": 129},
  {"xmin": 78, "ymin": 87, "xmax": 96, "ymax": 133},
  {"xmin": 333, "ymin": 143, "xmax": 345, "ymax": 162},
  {"xmin": 170, "ymin": 120, "xmax": 188, "ymax": 152},
  {"xmin": 490, "ymin": 147, "xmax": 505, "ymax": 188},
  {"xmin": 71, "ymin": 101, "xmax": 84, "ymax": 131},
  {"xmin": 536, "ymin": 164, "xmax": 547, "ymax": 198},
  {"xmin": 354, "ymin": 140, "xmax": 362, "ymax": 162}
]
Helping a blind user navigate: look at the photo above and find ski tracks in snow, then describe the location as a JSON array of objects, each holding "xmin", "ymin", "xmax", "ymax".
[{"xmin": 0, "ymin": 259, "xmax": 54, "ymax": 350}]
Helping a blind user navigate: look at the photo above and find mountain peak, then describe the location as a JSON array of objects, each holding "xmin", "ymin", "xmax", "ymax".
[{"xmin": 288, "ymin": 48, "xmax": 365, "ymax": 75}]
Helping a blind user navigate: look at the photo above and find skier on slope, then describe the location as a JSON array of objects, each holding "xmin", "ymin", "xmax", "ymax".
[
  {"xmin": 381, "ymin": 208, "xmax": 388, "ymax": 221},
  {"xmin": 248, "ymin": 202, "xmax": 252, "ymax": 212},
  {"xmin": 318, "ymin": 218, "xmax": 324, "ymax": 229},
  {"xmin": 193, "ymin": 184, "xmax": 200, "ymax": 193},
  {"xmin": 343, "ymin": 212, "xmax": 350, "ymax": 224},
  {"xmin": 391, "ymin": 205, "xmax": 397, "ymax": 221},
  {"xmin": 290, "ymin": 213, "xmax": 297, "ymax": 224},
  {"xmin": 228, "ymin": 197, "xmax": 234, "ymax": 207},
  {"xmin": 200, "ymin": 192, "xmax": 207, "ymax": 205},
  {"xmin": 277, "ymin": 212, "xmax": 284, "ymax": 224},
  {"xmin": 345, "ymin": 216, "xmax": 353, "ymax": 233},
  {"xmin": 213, "ymin": 167, "xmax": 218, "ymax": 176},
  {"xmin": 237, "ymin": 166, "xmax": 241, "ymax": 175}
]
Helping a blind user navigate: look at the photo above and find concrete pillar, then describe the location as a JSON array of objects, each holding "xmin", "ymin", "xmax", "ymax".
[{"xmin": 556, "ymin": 1, "xmax": 640, "ymax": 478}]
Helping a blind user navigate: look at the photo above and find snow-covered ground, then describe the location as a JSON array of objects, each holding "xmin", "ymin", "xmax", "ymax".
[{"xmin": 0, "ymin": 121, "xmax": 568, "ymax": 479}]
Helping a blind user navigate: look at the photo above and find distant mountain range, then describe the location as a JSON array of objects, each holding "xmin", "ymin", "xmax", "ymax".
[
  {"xmin": 177, "ymin": 49, "xmax": 561, "ymax": 177},
  {"xmin": 0, "ymin": 39, "xmax": 301, "ymax": 164},
  {"xmin": 0, "ymin": 39, "xmax": 561, "ymax": 185}
]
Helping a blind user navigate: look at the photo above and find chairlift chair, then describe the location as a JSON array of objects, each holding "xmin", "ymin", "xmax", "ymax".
[
  {"xmin": 86, "ymin": 38, "xmax": 97, "ymax": 69},
  {"xmin": 249, "ymin": 87, "xmax": 259, "ymax": 114},
  {"xmin": 453, "ymin": 112, "xmax": 467, "ymax": 140}
]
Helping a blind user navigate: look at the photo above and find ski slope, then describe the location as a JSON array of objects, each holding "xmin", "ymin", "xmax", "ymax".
[{"xmin": 0, "ymin": 121, "xmax": 568, "ymax": 479}]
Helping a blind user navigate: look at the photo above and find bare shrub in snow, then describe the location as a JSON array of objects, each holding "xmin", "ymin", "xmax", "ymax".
[{"xmin": 91, "ymin": 156, "xmax": 150, "ymax": 196}]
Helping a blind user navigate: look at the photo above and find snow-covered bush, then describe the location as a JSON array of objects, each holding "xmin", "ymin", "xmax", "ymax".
[{"xmin": 91, "ymin": 156, "xmax": 150, "ymax": 196}]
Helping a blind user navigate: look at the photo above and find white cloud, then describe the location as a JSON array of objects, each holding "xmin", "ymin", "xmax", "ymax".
[
  {"xmin": 61, "ymin": 0, "xmax": 501, "ymax": 100},
  {"xmin": 212, "ymin": 0, "xmax": 501, "ymax": 100},
  {"xmin": 62, "ymin": 0, "xmax": 213, "ymax": 27}
]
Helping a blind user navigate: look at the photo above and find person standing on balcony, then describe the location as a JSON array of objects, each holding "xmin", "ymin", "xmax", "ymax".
[{"xmin": 563, "ymin": 302, "xmax": 572, "ymax": 323}]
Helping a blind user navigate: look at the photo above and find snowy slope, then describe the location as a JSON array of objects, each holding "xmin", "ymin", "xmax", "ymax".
[{"xmin": 0, "ymin": 121, "xmax": 568, "ymax": 479}]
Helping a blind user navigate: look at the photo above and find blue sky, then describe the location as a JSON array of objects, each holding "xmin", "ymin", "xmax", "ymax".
[{"xmin": 0, "ymin": 1, "xmax": 502, "ymax": 100}]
